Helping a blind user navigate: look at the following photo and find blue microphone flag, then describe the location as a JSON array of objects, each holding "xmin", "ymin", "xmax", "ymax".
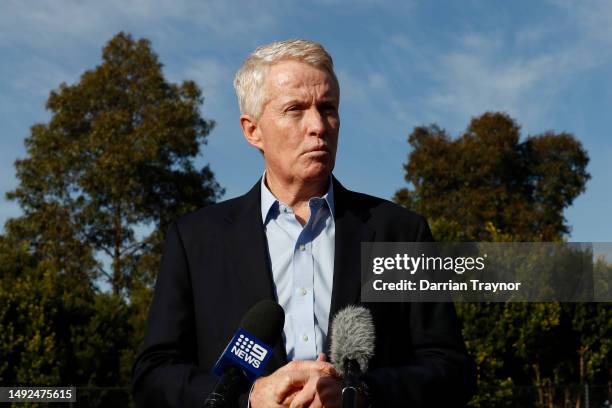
[{"xmin": 212, "ymin": 328, "xmax": 273, "ymax": 382}]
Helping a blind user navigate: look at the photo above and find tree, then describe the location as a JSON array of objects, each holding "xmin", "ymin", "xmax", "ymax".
[
  {"xmin": 6, "ymin": 32, "xmax": 223, "ymax": 296},
  {"xmin": 0, "ymin": 232, "xmax": 136, "ymax": 403},
  {"xmin": 394, "ymin": 112, "xmax": 590, "ymax": 241},
  {"xmin": 394, "ymin": 112, "xmax": 611, "ymax": 407},
  {"xmin": 0, "ymin": 235, "xmax": 60, "ymax": 386},
  {"xmin": 2, "ymin": 32, "xmax": 223, "ymax": 393}
]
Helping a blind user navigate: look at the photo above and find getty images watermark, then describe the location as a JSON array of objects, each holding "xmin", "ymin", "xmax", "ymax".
[{"xmin": 360, "ymin": 242, "xmax": 612, "ymax": 302}]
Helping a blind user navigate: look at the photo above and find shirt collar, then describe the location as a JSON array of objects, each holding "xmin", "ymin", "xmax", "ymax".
[{"xmin": 260, "ymin": 171, "xmax": 335, "ymax": 224}]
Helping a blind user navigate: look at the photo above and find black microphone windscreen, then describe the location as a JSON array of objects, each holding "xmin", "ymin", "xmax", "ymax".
[
  {"xmin": 239, "ymin": 299, "xmax": 285, "ymax": 346},
  {"xmin": 330, "ymin": 305, "xmax": 375, "ymax": 375}
]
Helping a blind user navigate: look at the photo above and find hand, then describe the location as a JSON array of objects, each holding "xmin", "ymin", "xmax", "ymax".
[
  {"xmin": 250, "ymin": 354, "xmax": 340, "ymax": 408},
  {"xmin": 286, "ymin": 353, "xmax": 342, "ymax": 408}
]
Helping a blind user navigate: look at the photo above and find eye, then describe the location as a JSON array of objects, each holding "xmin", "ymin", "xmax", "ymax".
[
  {"xmin": 284, "ymin": 104, "xmax": 304, "ymax": 114},
  {"xmin": 320, "ymin": 103, "xmax": 337, "ymax": 114}
]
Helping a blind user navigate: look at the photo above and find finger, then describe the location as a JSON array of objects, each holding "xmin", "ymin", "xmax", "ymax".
[
  {"xmin": 280, "ymin": 360, "xmax": 310, "ymax": 373},
  {"xmin": 280, "ymin": 360, "xmax": 341, "ymax": 380},
  {"xmin": 282, "ymin": 360, "xmax": 337, "ymax": 378},
  {"xmin": 308, "ymin": 392, "xmax": 324, "ymax": 408},
  {"xmin": 312, "ymin": 362, "xmax": 341, "ymax": 379},
  {"xmin": 289, "ymin": 378, "xmax": 317, "ymax": 408},
  {"xmin": 284, "ymin": 359, "xmax": 332, "ymax": 371},
  {"xmin": 316, "ymin": 376, "xmax": 342, "ymax": 406},
  {"xmin": 274, "ymin": 371, "xmax": 310, "ymax": 404},
  {"xmin": 309, "ymin": 361, "xmax": 337, "ymax": 374},
  {"xmin": 251, "ymin": 376, "xmax": 286, "ymax": 408},
  {"xmin": 280, "ymin": 390, "xmax": 297, "ymax": 406}
]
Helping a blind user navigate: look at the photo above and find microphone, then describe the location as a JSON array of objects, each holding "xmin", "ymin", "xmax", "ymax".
[
  {"xmin": 204, "ymin": 299, "xmax": 285, "ymax": 408},
  {"xmin": 330, "ymin": 306, "xmax": 375, "ymax": 408}
]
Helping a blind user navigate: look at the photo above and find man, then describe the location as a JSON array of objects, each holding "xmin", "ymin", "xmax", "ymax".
[{"xmin": 132, "ymin": 39, "xmax": 476, "ymax": 407}]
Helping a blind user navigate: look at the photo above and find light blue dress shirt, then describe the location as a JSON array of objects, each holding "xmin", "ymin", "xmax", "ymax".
[{"xmin": 260, "ymin": 175, "xmax": 335, "ymax": 361}]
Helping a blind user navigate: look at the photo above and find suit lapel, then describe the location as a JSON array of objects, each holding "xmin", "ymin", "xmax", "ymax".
[
  {"xmin": 226, "ymin": 179, "xmax": 288, "ymax": 371},
  {"xmin": 325, "ymin": 178, "xmax": 375, "ymax": 352}
]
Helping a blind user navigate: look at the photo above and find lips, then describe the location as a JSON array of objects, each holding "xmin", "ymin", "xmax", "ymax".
[{"xmin": 306, "ymin": 145, "xmax": 329, "ymax": 153}]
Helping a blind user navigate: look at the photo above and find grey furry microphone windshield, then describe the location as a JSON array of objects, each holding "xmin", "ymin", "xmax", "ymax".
[{"xmin": 330, "ymin": 305, "xmax": 375, "ymax": 375}]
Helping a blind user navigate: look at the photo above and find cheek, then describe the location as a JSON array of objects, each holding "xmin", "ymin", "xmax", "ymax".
[
  {"xmin": 328, "ymin": 123, "xmax": 340, "ymax": 145},
  {"xmin": 263, "ymin": 136, "xmax": 299, "ymax": 164},
  {"xmin": 326, "ymin": 116, "xmax": 340, "ymax": 134}
]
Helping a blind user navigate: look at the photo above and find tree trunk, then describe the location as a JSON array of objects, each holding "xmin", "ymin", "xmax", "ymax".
[
  {"xmin": 534, "ymin": 360, "xmax": 544, "ymax": 407},
  {"xmin": 546, "ymin": 383, "xmax": 553, "ymax": 408},
  {"xmin": 576, "ymin": 348, "xmax": 585, "ymax": 408},
  {"xmin": 112, "ymin": 204, "xmax": 122, "ymax": 295}
]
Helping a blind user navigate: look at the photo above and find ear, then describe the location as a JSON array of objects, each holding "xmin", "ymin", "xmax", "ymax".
[{"xmin": 240, "ymin": 114, "xmax": 264, "ymax": 152}]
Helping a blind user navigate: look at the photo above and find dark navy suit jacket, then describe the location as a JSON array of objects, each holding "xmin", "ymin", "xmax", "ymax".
[{"xmin": 132, "ymin": 178, "xmax": 476, "ymax": 407}]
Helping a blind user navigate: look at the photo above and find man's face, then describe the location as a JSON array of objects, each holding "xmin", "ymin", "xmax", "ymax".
[{"xmin": 247, "ymin": 60, "xmax": 340, "ymax": 185}]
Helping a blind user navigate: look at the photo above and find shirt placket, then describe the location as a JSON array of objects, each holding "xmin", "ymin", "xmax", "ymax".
[{"xmin": 289, "ymin": 201, "xmax": 321, "ymax": 360}]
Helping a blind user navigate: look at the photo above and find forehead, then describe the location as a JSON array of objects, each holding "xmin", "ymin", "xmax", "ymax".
[{"xmin": 264, "ymin": 60, "xmax": 338, "ymax": 100}]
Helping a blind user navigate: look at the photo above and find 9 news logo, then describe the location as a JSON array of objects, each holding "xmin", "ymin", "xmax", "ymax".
[
  {"xmin": 230, "ymin": 334, "xmax": 268, "ymax": 368},
  {"xmin": 212, "ymin": 328, "xmax": 273, "ymax": 380}
]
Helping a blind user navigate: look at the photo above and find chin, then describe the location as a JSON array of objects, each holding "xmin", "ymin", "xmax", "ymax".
[
  {"xmin": 301, "ymin": 167, "xmax": 333, "ymax": 182},
  {"xmin": 296, "ymin": 157, "xmax": 335, "ymax": 182}
]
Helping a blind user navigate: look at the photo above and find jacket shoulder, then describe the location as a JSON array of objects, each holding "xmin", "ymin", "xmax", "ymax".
[
  {"xmin": 343, "ymin": 189, "xmax": 425, "ymax": 222},
  {"xmin": 173, "ymin": 193, "xmax": 251, "ymax": 238},
  {"xmin": 341, "ymin": 188, "xmax": 432, "ymax": 241}
]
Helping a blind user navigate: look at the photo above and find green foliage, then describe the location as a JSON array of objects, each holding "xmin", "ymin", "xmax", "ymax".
[
  {"xmin": 0, "ymin": 235, "xmax": 133, "ymax": 389},
  {"xmin": 6, "ymin": 32, "xmax": 223, "ymax": 295},
  {"xmin": 0, "ymin": 237, "xmax": 60, "ymax": 385},
  {"xmin": 568, "ymin": 303, "xmax": 612, "ymax": 383},
  {"xmin": 71, "ymin": 293, "xmax": 133, "ymax": 386},
  {"xmin": 395, "ymin": 112, "xmax": 590, "ymax": 241},
  {"xmin": 395, "ymin": 112, "xmax": 609, "ymax": 407},
  {"xmin": 1, "ymin": 32, "xmax": 222, "ymax": 391},
  {"xmin": 459, "ymin": 302, "xmax": 513, "ymax": 407}
]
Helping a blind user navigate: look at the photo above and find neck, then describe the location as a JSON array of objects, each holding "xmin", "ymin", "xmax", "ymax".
[
  {"xmin": 264, "ymin": 170, "xmax": 329, "ymax": 226},
  {"xmin": 264, "ymin": 171, "xmax": 329, "ymax": 207}
]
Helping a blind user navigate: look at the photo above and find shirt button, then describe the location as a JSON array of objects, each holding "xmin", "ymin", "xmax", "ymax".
[
  {"xmin": 302, "ymin": 335, "xmax": 309, "ymax": 342},
  {"xmin": 301, "ymin": 288, "xmax": 307, "ymax": 296},
  {"xmin": 299, "ymin": 244, "xmax": 306, "ymax": 251}
]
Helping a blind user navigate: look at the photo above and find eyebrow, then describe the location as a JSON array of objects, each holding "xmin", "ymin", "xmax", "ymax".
[{"xmin": 281, "ymin": 96, "xmax": 338, "ymax": 106}]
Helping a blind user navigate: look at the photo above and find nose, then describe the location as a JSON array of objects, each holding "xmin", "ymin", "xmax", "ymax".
[{"xmin": 304, "ymin": 107, "xmax": 325, "ymax": 137}]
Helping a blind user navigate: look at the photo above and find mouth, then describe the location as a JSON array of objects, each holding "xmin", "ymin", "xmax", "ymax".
[{"xmin": 306, "ymin": 145, "xmax": 330, "ymax": 154}]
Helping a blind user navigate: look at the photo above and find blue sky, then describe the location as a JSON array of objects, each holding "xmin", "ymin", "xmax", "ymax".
[{"xmin": 1, "ymin": 0, "xmax": 611, "ymax": 241}]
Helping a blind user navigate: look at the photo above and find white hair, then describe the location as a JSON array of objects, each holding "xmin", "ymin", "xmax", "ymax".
[{"xmin": 233, "ymin": 39, "xmax": 339, "ymax": 119}]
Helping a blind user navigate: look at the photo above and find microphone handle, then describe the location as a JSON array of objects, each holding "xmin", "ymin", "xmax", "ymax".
[
  {"xmin": 341, "ymin": 359, "xmax": 360, "ymax": 408},
  {"xmin": 204, "ymin": 365, "xmax": 249, "ymax": 408},
  {"xmin": 342, "ymin": 386, "xmax": 358, "ymax": 408}
]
